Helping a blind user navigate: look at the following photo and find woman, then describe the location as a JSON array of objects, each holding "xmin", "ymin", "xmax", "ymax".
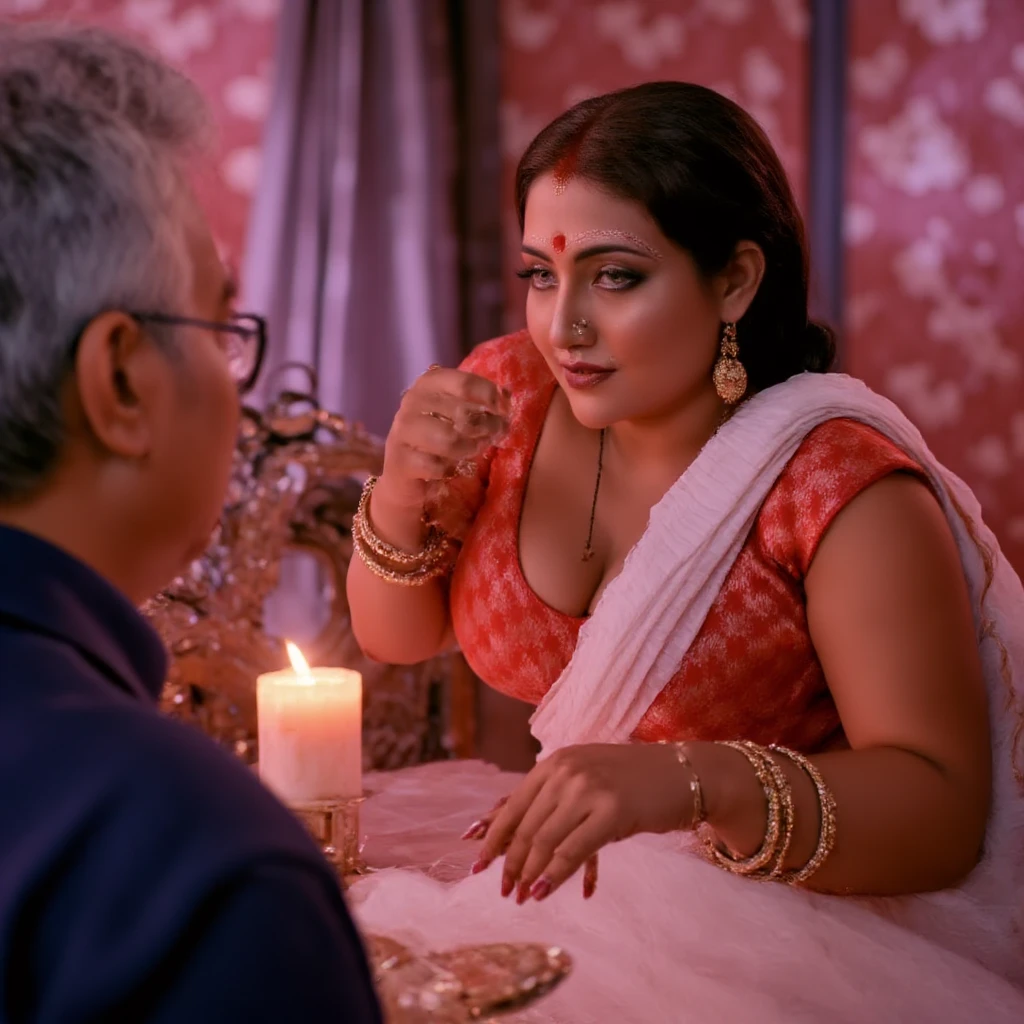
[{"xmin": 347, "ymin": 83, "xmax": 1024, "ymax": 1021}]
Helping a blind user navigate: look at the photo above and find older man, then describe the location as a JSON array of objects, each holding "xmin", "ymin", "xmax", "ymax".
[{"xmin": 0, "ymin": 24, "xmax": 381, "ymax": 1022}]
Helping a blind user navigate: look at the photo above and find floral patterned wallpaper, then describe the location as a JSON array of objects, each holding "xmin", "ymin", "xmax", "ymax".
[
  {"xmin": 498, "ymin": 0, "xmax": 811, "ymax": 332},
  {"xmin": 847, "ymin": 0, "xmax": 1024, "ymax": 572},
  {"xmin": 1, "ymin": 0, "xmax": 280, "ymax": 269}
]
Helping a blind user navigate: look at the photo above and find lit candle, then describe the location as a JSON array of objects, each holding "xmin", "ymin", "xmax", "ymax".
[{"xmin": 257, "ymin": 642, "xmax": 362, "ymax": 803}]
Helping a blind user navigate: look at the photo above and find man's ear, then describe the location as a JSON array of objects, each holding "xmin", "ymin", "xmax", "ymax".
[{"xmin": 73, "ymin": 312, "xmax": 165, "ymax": 459}]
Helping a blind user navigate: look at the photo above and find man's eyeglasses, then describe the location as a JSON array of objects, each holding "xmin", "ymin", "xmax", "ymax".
[{"xmin": 130, "ymin": 312, "xmax": 267, "ymax": 394}]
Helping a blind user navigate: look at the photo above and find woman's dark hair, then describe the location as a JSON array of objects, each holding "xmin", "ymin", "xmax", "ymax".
[{"xmin": 515, "ymin": 82, "xmax": 835, "ymax": 392}]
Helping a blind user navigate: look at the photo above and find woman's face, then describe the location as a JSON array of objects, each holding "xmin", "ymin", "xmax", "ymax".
[{"xmin": 521, "ymin": 174, "xmax": 725, "ymax": 431}]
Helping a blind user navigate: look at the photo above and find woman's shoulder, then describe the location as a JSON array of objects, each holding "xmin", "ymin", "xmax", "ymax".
[
  {"xmin": 781, "ymin": 417, "xmax": 926, "ymax": 492},
  {"xmin": 458, "ymin": 330, "xmax": 551, "ymax": 392},
  {"xmin": 757, "ymin": 417, "xmax": 931, "ymax": 578}
]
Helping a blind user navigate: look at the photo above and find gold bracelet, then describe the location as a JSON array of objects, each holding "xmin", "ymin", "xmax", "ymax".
[
  {"xmin": 352, "ymin": 531, "xmax": 451, "ymax": 587},
  {"xmin": 742, "ymin": 742, "xmax": 795, "ymax": 879},
  {"xmin": 660, "ymin": 741, "xmax": 706, "ymax": 829},
  {"xmin": 702, "ymin": 741, "xmax": 783, "ymax": 875},
  {"xmin": 727, "ymin": 742, "xmax": 794, "ymax": 878},
  {"xmin": 353, "ymin": 476, "xmax": 448, "ymax": 568},
  {"xmin": 351, "ymin": 505, "xmax": 454, "ymax": 588},
  {"xmin": 769, "ymin": 746, "xmax": 837, "ymax": 885}
]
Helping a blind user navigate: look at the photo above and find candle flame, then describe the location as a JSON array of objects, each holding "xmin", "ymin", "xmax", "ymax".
[{"xmin": 285, "ymin": 640, "xmax": 314, "ymax": 682}]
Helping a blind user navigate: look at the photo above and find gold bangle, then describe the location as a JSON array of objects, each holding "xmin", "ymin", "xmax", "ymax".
[
  {"xmin": 703, "ymin": 741, "xmax": 783, "ymax": 875},
  {"xmin": 352, "ymin": 531, "xmax": 451, "ymax": 587},
  {"xmin": 769, "ymin": 746, "xmax": 837, "ymax": 885},
  {"xmin": 351, "ymin": 505, "xmax": 453, "ymax": 588},
  {"xmin": 730, "ymin": 741, "xmax": 794, "ymax": 878},
  {"xmin": 748, "ymin": 743, "xmax": 795, "ymax": 879},
  {"xmin": 660, "ymin": 741, "xmax": 705, "ymax": 829},
  {"xmin": 354, "ymin": 476, "xmax": 448, "ymax": 568}
]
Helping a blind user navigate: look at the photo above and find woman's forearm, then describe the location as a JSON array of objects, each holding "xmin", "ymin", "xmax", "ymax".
[
  {"xmin": 684, "ymin": 741, "xmax": 989, "ymax": 896},
  {"xmin": 346, "ymin": 559, "xmax": 452, "ymax": 664},
  {"xmin": 345, "ymin": 484, "xmax": 454, "ymax": 665}
]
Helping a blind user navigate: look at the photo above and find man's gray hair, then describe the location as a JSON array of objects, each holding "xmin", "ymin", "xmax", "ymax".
[{"xmin": 0, "ymin": 23, "xmax": 210, "ymax": 500}]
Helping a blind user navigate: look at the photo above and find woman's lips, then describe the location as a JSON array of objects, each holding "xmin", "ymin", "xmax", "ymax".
[{"xmin": 560, "ymin": 364, "xmax": 615, "ymax": 390}]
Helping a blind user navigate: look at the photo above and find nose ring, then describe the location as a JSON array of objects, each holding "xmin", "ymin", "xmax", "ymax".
[{"xmin": 572, "ymin": 318, "xmax": 590, "ymax": 337}]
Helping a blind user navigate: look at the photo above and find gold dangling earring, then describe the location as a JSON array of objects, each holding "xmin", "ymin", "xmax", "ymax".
[{"xmin": 713, "ymin": 322, "xmax": 747, "ymax": 405}]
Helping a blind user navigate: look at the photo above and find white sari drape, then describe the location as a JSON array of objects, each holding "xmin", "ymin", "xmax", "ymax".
[{"xmin": 353, "ymin": 373, "xmax": 1024, "ymax": 1021}]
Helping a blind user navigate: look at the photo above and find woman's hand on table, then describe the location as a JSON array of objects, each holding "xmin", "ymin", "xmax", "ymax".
[
  {"xmin": 465, "ymin": 743, "xmax": 695, "ymax": 904},
  {"xmin": 463, "ymin": 795, "xmax": 601, "ymax": 901}
]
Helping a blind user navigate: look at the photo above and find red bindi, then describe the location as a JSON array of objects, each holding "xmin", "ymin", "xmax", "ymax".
[{"xmin": 552, "ymin": 233, "xmax": 566, "ymax": 253}]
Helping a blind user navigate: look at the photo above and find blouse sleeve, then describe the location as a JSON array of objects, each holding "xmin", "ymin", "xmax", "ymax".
[{"xmin": 757, "ymin": 418, "xmax": 932, "ymax": 579}]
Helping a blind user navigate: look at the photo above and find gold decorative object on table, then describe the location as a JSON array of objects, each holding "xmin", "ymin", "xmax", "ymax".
[
  {"xmin": 366, "ymin": 935, "xmax": 572, "ymax": 1022},
  {"xmin": 143, "ymin": 368, "xmax": 478, "ymax": 770},
  {"xmin": 291, "ymin": 797, "xmax": 368, "ymax": 878}
]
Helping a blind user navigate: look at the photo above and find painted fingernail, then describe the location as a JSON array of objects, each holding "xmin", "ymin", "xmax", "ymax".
[
  {"xmin": 461, "ymin": 820, "xmax": 487, "ymax": 841},
  {"xmin": 530, "ymin": 877, "xmax": 552, "ymax": 902},
  {"xmin": 470, "ymin": 857, "xmax": 490, "ymax": 875},
  {"xmin": 583, "ymin": 877, "xmax": 596, "ymax": 900},
  {"xmin": 517, "ymin": 882, "xmax": 532, "ymax": 906},
  {"xmin": 501, "ymin": 875, "xmax": 515, "ymax": 899}
]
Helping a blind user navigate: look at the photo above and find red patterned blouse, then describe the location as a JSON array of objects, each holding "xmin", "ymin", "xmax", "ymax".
[{"xmin": 447, "ymin": 332, "xmax": 926, "ymax": 751}]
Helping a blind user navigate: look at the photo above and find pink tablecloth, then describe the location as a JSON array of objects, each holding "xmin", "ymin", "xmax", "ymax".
[
  {"xmin": 361, "ymin": 760, "xmax": 521, "ymax": 883},
  {"xmin": 350, "ymin": 761, "xmax": 1024, "ymax": 1024}
]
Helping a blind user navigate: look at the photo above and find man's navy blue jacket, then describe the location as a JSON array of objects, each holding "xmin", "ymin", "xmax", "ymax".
[{"xmin": 0, "ymin": 526, "xmax": 381, "ymax": 1022}]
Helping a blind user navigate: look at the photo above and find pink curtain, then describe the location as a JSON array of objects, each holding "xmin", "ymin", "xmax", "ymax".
[{"xmin": 242, "ymin": 0, "xmax": 459, "ymax": 437}]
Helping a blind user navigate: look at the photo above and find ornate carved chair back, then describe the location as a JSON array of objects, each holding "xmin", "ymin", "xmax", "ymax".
[{"xmin": 143, "ymin": 379, "xmax": 475, "ymax": 769}]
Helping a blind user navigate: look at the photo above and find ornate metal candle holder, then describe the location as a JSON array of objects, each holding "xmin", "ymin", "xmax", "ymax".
[{"xmin": 291, "ymin": 795, "xmax": 369, "ymax": 880}]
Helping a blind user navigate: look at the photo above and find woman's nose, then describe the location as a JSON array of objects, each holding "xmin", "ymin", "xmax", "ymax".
[{"xmin": 548, "ymin": 310, "xmax": 595, "ymax": 351}]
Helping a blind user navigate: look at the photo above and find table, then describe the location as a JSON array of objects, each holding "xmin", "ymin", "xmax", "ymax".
[{"xmin": 360, "ymin": 760, "xmax": 521, "ymax": 882}]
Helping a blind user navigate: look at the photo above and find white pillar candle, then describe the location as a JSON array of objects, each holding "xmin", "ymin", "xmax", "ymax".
[{"xmin": 257, "ymin": 642, "xmax": 362, "ymax": 803}]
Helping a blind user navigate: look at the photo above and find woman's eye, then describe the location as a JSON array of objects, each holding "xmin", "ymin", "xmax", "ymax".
[
  {"xmin": 516, "ymin": 266, "xmax": 556, "ymax": 289},
  {"xmin": 597, "ymin": 267, "xmax": 642, "ymax": 289}
]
